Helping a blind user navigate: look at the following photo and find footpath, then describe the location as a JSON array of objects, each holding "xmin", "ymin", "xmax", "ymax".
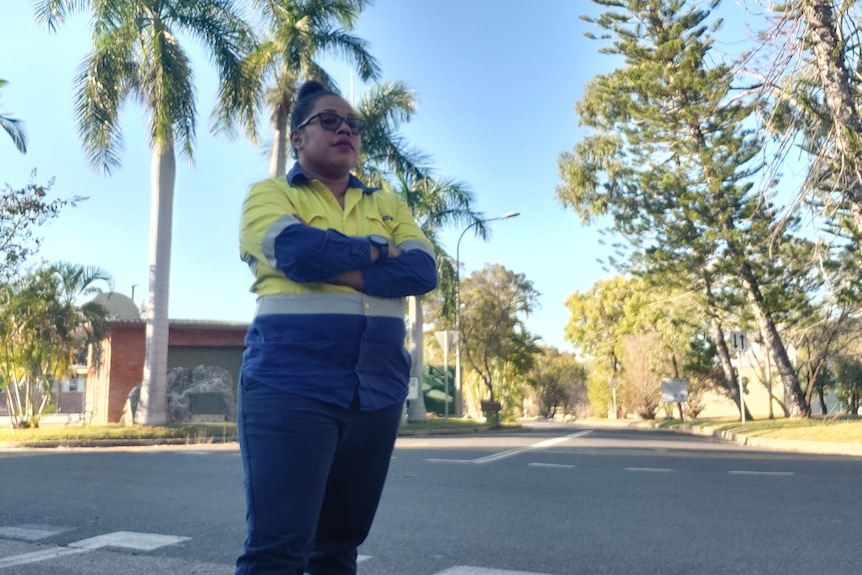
[{"xmin": 580, "ymin": 417, "xmax": 862, "ymax": 458}]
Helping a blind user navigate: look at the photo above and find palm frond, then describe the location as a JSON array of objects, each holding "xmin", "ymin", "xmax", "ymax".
[
  {"xmin": 31, "ymin": 0, "xmax": 91, "ymax": 33},
  {"xmin": 0, "ymin": 115, "xmax": 28, "ymax": 154}
]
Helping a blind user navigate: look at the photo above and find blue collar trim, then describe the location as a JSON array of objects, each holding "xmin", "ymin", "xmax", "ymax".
[{"xmin": 286, "ymin": 163, "xmax": 378, "ymax": 194}]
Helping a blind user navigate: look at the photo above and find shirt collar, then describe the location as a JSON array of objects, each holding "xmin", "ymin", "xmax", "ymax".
[{"xmin": 286, "ymin": 163, "xmax": 379, "ymax": 194}]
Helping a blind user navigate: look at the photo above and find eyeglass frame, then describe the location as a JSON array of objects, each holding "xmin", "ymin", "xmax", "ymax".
[{"xmin": 295, "ymin": 112, "xmax": 367, "ymax": 135}]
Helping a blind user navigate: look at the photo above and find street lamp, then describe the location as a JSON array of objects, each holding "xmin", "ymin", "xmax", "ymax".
[{"xmin": 454, "ymin": 211, "xmax": 520, "ymax": 418}]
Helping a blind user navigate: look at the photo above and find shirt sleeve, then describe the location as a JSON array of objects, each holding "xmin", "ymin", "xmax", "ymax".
[
  {"xmin": 240, "ymin": 180, "xmax": 372, "ymax": 283},
  {"xmin": 361, "ymin": 195, "xmax": 439, "ymax": 297}
]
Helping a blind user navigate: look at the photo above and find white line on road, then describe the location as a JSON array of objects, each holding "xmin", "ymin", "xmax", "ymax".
[
  {"xmin": 0, "ymin": 531, "xmax": 190, "ymax": 570},
  {"xmin": 527, "ymin": 463, "xmax": 575, "ymax": 469},
  {"xmin": 0, "ymin": 524, "xmax": 73, "ymax": 541},
  {"xmin": 0, "ymin": 547, "xmax": 89, "ymax": 569},
  {"xmin": 728, "ymin": 470, "xmax": 794, "ymax": 476},
  {"xmin": 424, "ymin": 430, "xmax": 592, "ymax": 465},
  {"xmin": 435, "ymin": 566, "xmax": 554, "ymax": 575},
  {"xmin": 472, "ymin": 430, "xmax": 593, "ymax": 464},
  {"xmin": 625, "ymin": 467, "xmax": 673, "ymax": 473}
]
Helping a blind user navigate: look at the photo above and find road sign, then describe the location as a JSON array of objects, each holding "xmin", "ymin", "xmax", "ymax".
[
  {"xmin": 661, "ymin": 378, "xmax": 689, "ymax": 403},
  {"xmin": 730, "ymin": 330, "xmax": 748, "ymax": 353}
]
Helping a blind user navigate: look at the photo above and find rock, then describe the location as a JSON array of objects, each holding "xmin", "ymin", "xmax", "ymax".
[
  {"xmin": 167, "ymin": 365, "xmax": 236, "ymax": 423},
  {"xmin": 122, "ymin": 365, "xmax": 236, "ymax": 425}
]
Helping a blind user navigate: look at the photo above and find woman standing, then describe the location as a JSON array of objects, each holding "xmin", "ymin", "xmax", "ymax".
[{"xmin": 235, "ymin": 80, "xmax": 437, "ymax": 575}]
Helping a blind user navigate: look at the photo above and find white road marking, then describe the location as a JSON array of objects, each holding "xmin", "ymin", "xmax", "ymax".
[
  {"xmin": 0, "ymin": 524, "xmax": 73, "ymax": 541},
  {"xmin": 435, "ymin": 566, "xmax": 554, "ymax": 575},
  {"xmin": 527, "ymin": 463, "xmax": 575, "ymax": 469},
  {"xmin": 67, "ymin": 531, "xmax": 190, "ymax": 551},
  {"xmin": 728, "ymin": 470, "xmax": 794, "ymax": 476},
  {"xmin": 0, "ymin": 546, "xmax": 89, "ymax": 568},
  {"xmin": 472, "ymin": 431, "xmax": 593, "ymax": 464},
  {"xmin": 424, "ymin": 430, "xmax": 592, "ymax": 465},
  {"xmin": 625, "ymin": 467, "xmax": 673, "ymax": 473},
  {"xmin": 0, "ymin": 531, "xmax": 190, "ymax": 569},
  {"xmin": 358, "ymin": 554, "xmax": 372, "ymax": 563}
]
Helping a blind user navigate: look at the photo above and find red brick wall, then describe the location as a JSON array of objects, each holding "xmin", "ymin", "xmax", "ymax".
[
  {"xmin": 103, "ymin": 322, "xmax": 247, "ymax": 423},
  {"xmin": 106, "ymin": 324, "xmax": 147, "ymax": 423}
]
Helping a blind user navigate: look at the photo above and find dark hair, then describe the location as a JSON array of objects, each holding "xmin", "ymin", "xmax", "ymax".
[{"xmin": 290, "ymin": 80, "xmax": 340, "ymax": 130}]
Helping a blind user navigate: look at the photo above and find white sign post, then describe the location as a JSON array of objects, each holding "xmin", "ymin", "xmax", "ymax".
[
  {"xmin": 434, "ymin": 330, "xmax": 457, "ymax": 419},
  {"xmin": 406, "ymin": 377, "xmax": 419, "ymax": 401},
  {"xmin": 730, "ymin": 331, "xmax": 748, "ymax": 424}
]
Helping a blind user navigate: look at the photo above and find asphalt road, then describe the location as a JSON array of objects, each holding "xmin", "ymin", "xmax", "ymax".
[{"xmin": 1, "ymin": 423, "xmax": 860, "ymax": 575}]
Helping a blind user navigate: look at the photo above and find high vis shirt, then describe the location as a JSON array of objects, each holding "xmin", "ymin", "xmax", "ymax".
[{"xmin": 239, "ymin": 164, "xmax": 438, "ymax": 410}]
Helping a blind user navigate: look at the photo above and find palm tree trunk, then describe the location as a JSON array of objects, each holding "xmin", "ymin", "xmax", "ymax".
[
  {"xmin": 407, "ymin": 296, "xmax": 427, "ymax": 422},
  {"xmin": 136, "ymin": 139, "xmax": 175, "ymax": 426},
  {"xmin": 269, "ymin": 97, "xmax": 290, "ymax": 178}
]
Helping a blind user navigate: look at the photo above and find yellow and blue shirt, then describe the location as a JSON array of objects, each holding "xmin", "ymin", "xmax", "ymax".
[{"xmin": 239, "ymin": 164, "xmax": 437, "ymax": 409}]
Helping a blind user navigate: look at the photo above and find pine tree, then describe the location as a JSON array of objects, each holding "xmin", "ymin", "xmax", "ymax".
[{"xmin": 558, "ymin": 0, "xmax": 810, "ymax": 416}]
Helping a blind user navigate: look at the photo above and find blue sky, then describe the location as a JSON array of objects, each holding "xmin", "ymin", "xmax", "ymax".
[{"xmin": 0, "ymin": 1, "xmax": 761, "ymax": 352}]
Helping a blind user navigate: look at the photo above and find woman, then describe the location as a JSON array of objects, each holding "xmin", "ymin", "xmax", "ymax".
[{"xmin": 235, "ymin": 80, "xmax": 437, "ymax": 575}]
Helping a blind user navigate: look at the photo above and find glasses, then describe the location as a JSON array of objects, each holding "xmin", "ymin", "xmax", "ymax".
[{"xmin": 296, "ymin": 112, "xmax": 367, "ymax": 135}]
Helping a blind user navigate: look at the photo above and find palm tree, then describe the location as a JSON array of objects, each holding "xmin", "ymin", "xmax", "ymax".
[
  {"xmin": 356, "ymin": 83, "xmax": 488, "ymax": 420},
  {"xmin": 0, "ymin": 79, "xmax": 28, "ymax": 153},
  {"xmin": 34, "ymin": 0, "xmax": 255, "ymax": 425},
  {"xmin": 213, "ymin": 0, "xmax": 380, "ymax": 177},
  {"xmin": 393, "ymin": 175, "xmax": 488, "ymax": 421},
  {"xmin": 355, "ymin": 81, "xmax": 430, "ymax": 185},
  {"xmin": 0, "ymin": 262, "xmax": 112, "ymax": 428}
]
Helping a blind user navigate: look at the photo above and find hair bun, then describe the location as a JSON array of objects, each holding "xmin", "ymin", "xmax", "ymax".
[{"xmin": 297, "ymin": 80, "xmax": 327, "ymax": 101}]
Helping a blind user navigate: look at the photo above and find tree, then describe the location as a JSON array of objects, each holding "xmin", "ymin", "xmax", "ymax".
[
  {"xmin": 213, "ymin": 0, "xmax": 380, "ymax": 177},
  {"xmin": 460, "ymin": 264, "xmax": 540, "ymax": 419},
  {"xmin": 1, "ymin": 175, "xmax": 84, "ymax": 284},
  {"xmin": 833, "ymin": 356, "xmax": 862, "ymax": 415},
  {"xmin": 0, "ymin": 262, "xmax": 112, "ymax": 428},
  {"xmin": 559, "ymin": 0, "xmax": 810, "ymax": 416},
  {"xmin": 354, "ymin": 82, "xmax": 430, "ymax": 185},
  {"xmin": 566, "ymin": 275, "xmax": 720, "ymax": 418},
  {"xmin": 526, "ymin": 347, "xmax": 588, "ymax": 418},
  {"xmin": 34, "ymin": 0, "xmax": 254, "ymax": 425},
  {"xmin": 618, "ymin": 332, "xmax": 663, "ymax": 419},
  {"xmin": 752, "ymin": 1, "xmax": 862, "ymax": 238},
  {"xmin": 0, "ymin": 79, "xmax": 27, "ymax": 153}
]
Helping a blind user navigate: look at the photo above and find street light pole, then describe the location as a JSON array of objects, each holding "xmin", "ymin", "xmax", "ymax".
[{"xmin": 454, "ymin": 211, "xmax": 519, "ymax": 418}]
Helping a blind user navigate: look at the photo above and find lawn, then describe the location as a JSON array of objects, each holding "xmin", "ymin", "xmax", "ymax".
[
  {"xmin": 0, "ymin": 417, "xmax": 493, "ymax": 446},
  {"xmin": 654, "ymin": 415, "xmax": 862, "ymax": 443}
]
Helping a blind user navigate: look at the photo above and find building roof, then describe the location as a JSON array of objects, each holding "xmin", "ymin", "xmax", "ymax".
[{"xmin": 90, "ymin": 292, "xmax": 141, "ymax": 321}]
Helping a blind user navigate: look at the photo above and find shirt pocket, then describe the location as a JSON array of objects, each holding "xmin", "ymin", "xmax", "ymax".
[{"xmin": 364, "ymin": 213, "xmax": 394, "ymax": 237}]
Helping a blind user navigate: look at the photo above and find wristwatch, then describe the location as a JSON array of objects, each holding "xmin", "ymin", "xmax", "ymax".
[{"xmin": 368, "ymin": 234, "xmax": 389, "ymax": 260}]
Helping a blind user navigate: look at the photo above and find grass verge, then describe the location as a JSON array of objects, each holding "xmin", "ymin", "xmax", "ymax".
[
  {"xmin": 0, "ymin": 417, "xmax": 493, "ymax": 445},
  {"xmin": 0, "ymin": 423, "xmax": 238, "ymax": 445},
  {"xmin": 653, "ymin": 416, "xmax": 862, "ymax": 443}
]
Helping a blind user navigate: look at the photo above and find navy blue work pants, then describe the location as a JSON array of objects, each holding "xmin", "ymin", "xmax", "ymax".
[{"xmin": 234, "ymin": 375, "xmax": 402, "ymax": 575}]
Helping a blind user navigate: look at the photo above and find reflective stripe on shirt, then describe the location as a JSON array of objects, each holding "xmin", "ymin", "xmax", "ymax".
[{"xmin": 255, "ymin": 292, "xmax": 405, "ymax": 319}]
